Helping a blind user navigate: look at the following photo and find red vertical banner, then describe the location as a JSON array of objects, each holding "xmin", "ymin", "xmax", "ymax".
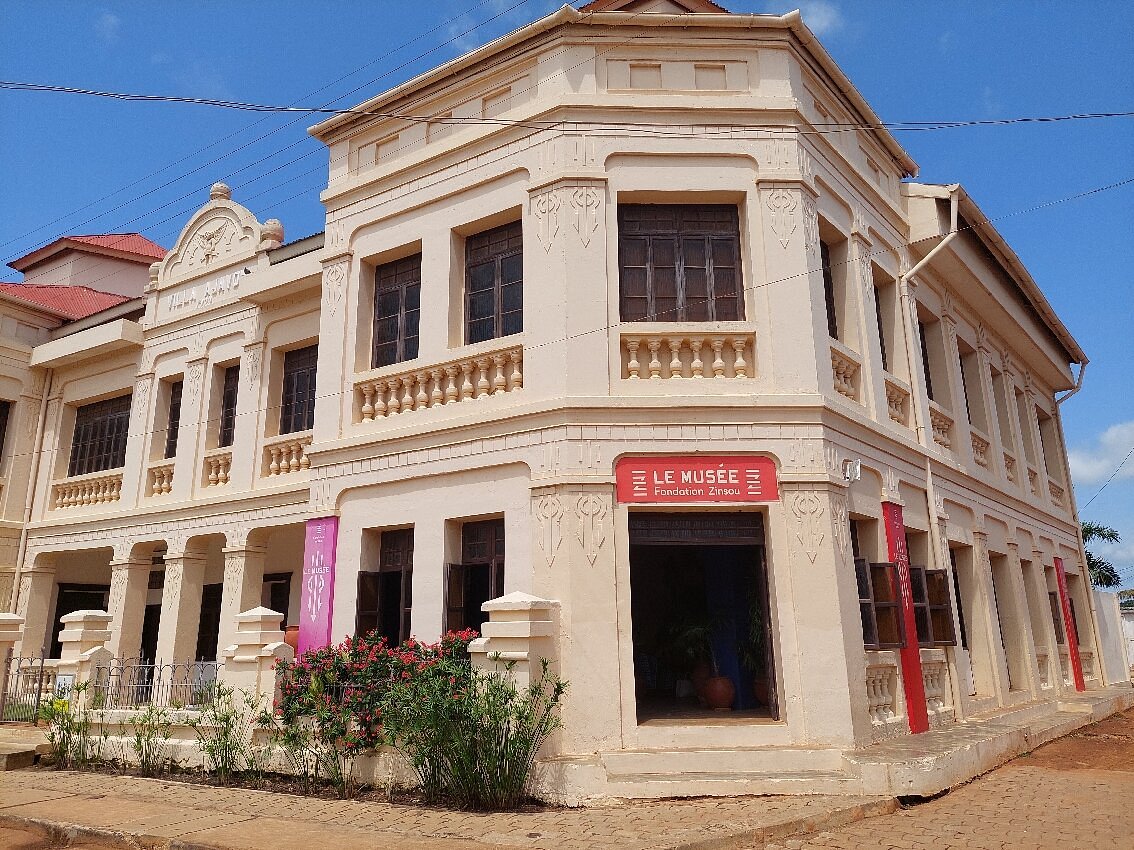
[
  {"xmin": 1053, "ymin": 557, "xmax": 1086, "ymax": 692},
  {"xmin": 882, "ymin": 501, "xmax": 929, "ymax": 734}
]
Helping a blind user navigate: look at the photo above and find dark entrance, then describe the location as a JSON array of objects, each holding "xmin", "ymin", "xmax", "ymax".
[
  {"xmin": 193, "ymin": 583, "xmax": 223, "ymax": 662},
  {"xmin": 629, "ymin": 512, "xmax": 778, "ymax": 722},
  {"xmin": 48, "ymin": 584, "xmax": 110, "ymax": 658}
]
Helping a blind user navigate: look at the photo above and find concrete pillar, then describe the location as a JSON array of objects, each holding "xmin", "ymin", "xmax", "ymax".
[
  {"xmin": 121, "ymin": 373, "xmax": 155, "ymax": 506},
  {"xmin": 0, "ymin": 568, "xmax": 16, "ymax": 614},
  {"xmin": 313, "ymin": 252, "xmax": 353, "ymax": 445},
  {"xmin": 155, "ymin": 552, "xmax": 207, "ymax": 662},
  {"xmin": 898, "ymin": 276, "xmax": 933, "ymax": 449},
  {"xmin": 1006, "ymin": 541, "xmax": 1042, "ymax": 699},
  {"xmin": 15, "ymin": 566, "xmax": 55, "ymax": 656},
  {"xmin": 1027, "ymin": 548, "xmax": 1063, "ymax": 694},
  {"xmin": 218, "ymin": 545, "xmax": 267, "ymax": 657},
  {"xmin": 972, "ymin": 529, "xmax": 1012, "ymax": 703},
  {"xmin": 0, "ymin": 613, "xmax": 23, "ymax": 661},
  {"xmin": 106, "ymin": 557, "xmax": 151, "ymax": 659},
  {"xmin": 229, "ymin": 337, "xmax": 266, "ymax": 490},
  {"xmin": 171, "ymin": 357, "xmax": 208, "ymax": 502},
  {"xmin": 469, "ymin": 592, "xmax": 559, "ymax": 692},
  {"xmin": 220, "ymin": 607, "xmax": 293, "ymax": 700},
  {"xmin": 55, "ymin": 609, "xmax": 113, "ymax": 706}
]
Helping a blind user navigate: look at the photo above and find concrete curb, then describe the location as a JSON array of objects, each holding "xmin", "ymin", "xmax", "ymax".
[{"xmin": 0, "ymin": 795, "xmax": 901, "ymax": 850}]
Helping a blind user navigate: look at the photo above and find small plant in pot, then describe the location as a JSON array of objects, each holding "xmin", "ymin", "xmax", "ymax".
[
  {"xmin": 740, "ymin": 594, "xmax": 769, "ymax": 707},
  {"xmin": 662, "ymin": 618, "xmax": 734, "ymax": 711}
]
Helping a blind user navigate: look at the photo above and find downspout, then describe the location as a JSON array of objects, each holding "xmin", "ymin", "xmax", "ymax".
[
  {"xmin": 898, "ymin": 184, "xmax": 960, "ymax": 443},
  {"xmin": 1056, "ymin": 360, "xmax": 1087, "ymax": 405},
  {"xmin": 11, "ymin": 367, "xmax": 52, "ymax": 614}
]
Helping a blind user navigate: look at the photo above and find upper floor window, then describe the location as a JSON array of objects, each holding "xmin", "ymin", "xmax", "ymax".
[
  {"xmin": 820, "ymin": 240, "xmax": 839, "ymax": 339},
  {"xmin": 0, "ymin": 399, "xmax": 11, "ymax": 461},
  {"xmin": 854, "ymin": 557, "xmax": 905, "ymax": 650},
  {"xmin": 163, "ymin": 380, "xmax": 183, "ymax": 459},
  {"xmin": 466, "ymin": 222, "xmax": 523, "ymax": 344},
  {"xmin": 618, "ymin": 204, "xmax": 742, "ymax": 322},
  {"xmin": 280, "ymin": 346, "xmax": 317, "ymax": 434},
  {"xmin": 373, "ymin": 254, "xmax": 421, "ymax": 368},
  {"xmin": 910, "ymin": 566, "xmax": 957, "ymax": 647},
  {"xmin": 68, "ymin": 394, "xmax": 131, "ymax": 477},
  {"xmin": 218, "ymin": 365, "xmax": 239, "ymax": 448}
]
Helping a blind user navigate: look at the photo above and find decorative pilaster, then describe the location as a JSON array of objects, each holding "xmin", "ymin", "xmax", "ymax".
[
  {"xmin": 171, "ymin": 357, "xmax": 208, "ymax": 501},
  {"xmin": 313, "ymin": 251, "xmax": 354, "ymax": 444},
  {"xmin": 154, "ymin": 552, "xmax": 207, "ymax": 662},
  {"xmin": 1006, "ymin": 540, "xmax": 1042, "ymax": 698},
  {"xmin": 218, "ymin": 544, "xmax": 267, "ymax": 655},
  {"xmin": 120, "ymin": 372, "xmax": 156, "ymax": 505},
  {"xmin": 106, "ymin": 557, "xmax": 151, "ymax": 659},
  {"xmin": 14, "ymin": 566, "xmax": 54, "ymax": 656}
]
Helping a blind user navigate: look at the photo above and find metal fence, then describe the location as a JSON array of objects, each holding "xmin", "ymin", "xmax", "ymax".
[
  {"xmin": 91, "ymin": 658, "xmax": 223, "ymax": 710},
  {"xmin": 0, "ymin": 649, "xmax": 58, "ymax": 723}
]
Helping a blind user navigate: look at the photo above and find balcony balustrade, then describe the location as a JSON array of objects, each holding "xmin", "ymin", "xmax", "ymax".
[
  {"xmin": 970, "ymin": 430, "xmax": 990, "ymax": 469},
  {"xmin": 355, "ymin": 344, "xmax": 523, "ymax": 422},
  {"xmin": 928, "ymin": 402, "xmax": 953, "ymax": 449},
  {"xmin": 829, "ymin": 342, "xmax": 861, "ymax": 402},
  {"xmin": 1003, "ymin": 451, "xmax": 1017, "ymax": 483},
  {"xmin": 147, "ymin": 462, "xmax": 174, "ymax": 496},
  {"xmin": 263, "ymin": 432, "xmax": 312, "ymax": 478},
  {"xmin": 884, "ymin": 375, "xmax": 912, "ymax": 428},
  {"xmin": 52, "ymin": 470, "xmax": 124, "ymax": 510},
  {"xmin": 621, "ymin": 328, "xmax": 754, "ymax": 380},
  {"xmin": 204, "ymin": 449, "xmax": 232, "ymax": 487}
]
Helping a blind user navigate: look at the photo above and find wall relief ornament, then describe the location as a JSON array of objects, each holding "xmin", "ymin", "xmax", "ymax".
[
  {"xmin": 534, "ymin": 494, "xmax": 565, "ymax": 567},
  {"xmin": 327, "ymin": 218, "xmax": 347, "ymax": 249},
  {"xmin": 831, "ymin": 492, "xmax": 849, "ymax": 567},
  {"xmin": 323, "ymin": 263, "xmax": 347, "ymax": 317},
  {"xmin": 575, "ymin": 493, "xmax": 609, "ymax": 567},
  {"xmin": 571, "ymin": 186, "xmax": 602, "ymax": 247},
  {"xmin": 766, "ymin": 188, "xmax": 799, "ymax": 249},
  {"xmin": 790, "ymin": 491, "xmax": 826, "ymax": 564},
  {"xmin": 531, "ymin": 190, "xmax": 561, "ymax": 253},
  {"xmin": 133, "ymin": 377, "xmax": 151, "ymax": 419},
  {"xmin": 244, "ymin": 346, "xmax": 262, "ymax": 387},
  {"xmin": 801, "ymin": 195, "xmax": 819, "ymax": 252}
]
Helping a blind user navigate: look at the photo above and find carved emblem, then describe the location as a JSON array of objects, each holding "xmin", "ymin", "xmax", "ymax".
[
  {"xmin": 575, "ymin": 493, "xmax": 608, "ymax": 567},
  {"xmin": 534, "ymin": 494, "xmax": 565, "ymax": 567},
  {"xmin": 327, "ymin": 219, "xmax": 346, "ymax": 249},
  {"xmin": 790, "ymin": 491, "xmax": 826, "ymax": 564},
  {"xmin": 323, "ymin": 263, "xmax": 347, "ymax": 317},
  {"xmin": 802, "ymin": 195, "xmax": 818, "ymax": 252},
  {"xmin": 571, "ymin": 186, "xmax": 602, "ymax": 247},
  {"xmin": 831, "ymin": 493, "xmax": 849, "ymax": 567},
  {"xmin": 133, "ymin": 377, "xmax": 151, "ymax": 418},
  {"xmin": 195, "ymin": 220, "xmax": 229, "ymax": 265},
  {"xmin": 766, "ymin": 188, "xmax": 798, "ymax": 249},
  {"xmin": 531, "ymin": 190, "xmax": 561, "ymax": 253},
  {"xmin": 245, "ymin": 347, "xmax": 262, "ymax": 387}
]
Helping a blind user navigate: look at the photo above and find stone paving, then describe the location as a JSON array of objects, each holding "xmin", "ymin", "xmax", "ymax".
[
  {"xmin": 757, "ymin": 707, "xmax": 1134, "ymax": 850},
  {"xmin": 0, "ymin": 769, "xmax": 892, "ymax": 850}
]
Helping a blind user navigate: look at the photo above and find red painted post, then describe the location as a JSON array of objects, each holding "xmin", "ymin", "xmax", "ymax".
[
  {"xmin": 882, "ymin": 501, "xmax": 929, "ymax": 734},
  {"xmin": 1053, "ymin": 557, "xmax": 1086, "ymax": 692}
]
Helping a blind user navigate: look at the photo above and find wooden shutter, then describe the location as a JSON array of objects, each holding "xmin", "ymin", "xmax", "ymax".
[
  {"xmin": 356, "ymin": 572, "xmax": 381, "ymax": 638},
  {"xmin": 445, "ymin": 563, "xmax": 466, "ymax": 633}
]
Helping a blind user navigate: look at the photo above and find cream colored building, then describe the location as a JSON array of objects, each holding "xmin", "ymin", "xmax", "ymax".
[{"xmin": 5, "ymin": 0, "xmax": 1131, "ymax": 801}]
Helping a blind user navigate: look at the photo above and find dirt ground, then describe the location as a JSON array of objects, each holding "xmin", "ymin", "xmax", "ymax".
[{"xmin": 1012, "ymin": 707, "xmax": 1134, "ymax": 772}]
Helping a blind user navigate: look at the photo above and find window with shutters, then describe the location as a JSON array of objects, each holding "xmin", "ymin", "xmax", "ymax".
[
  {"xmin": 909, "ymin": 566, "xmax": 957, "ymax": 647},
  {"xmin": 373, "ymin": 254, "xmax": 421, "ymax": 368},
  {"xmin": 465, "ymin": 222, "xmax": 523, "ymax": 344},
  {"xmin": 820, "ymin": 240, "xmax": 839, "ymax": 340},
  {"xmin": 1048, "ymin": 591, "xmax": 1066, "ymax": 645},
  {"xmin": 445, "ymin": 518, "xmax": 505, "ymax": 634},
  {"xmin": 618, "ymin": 204, "xmax": 743, "ymax": 322},
  {"xmin": 163, "ymin": 381, "xmax": 183, "ymax": 459},
  {"xmin": 357, "ymin": 528, "xmax": 413, "ymax": 645},
  {"xmin": 854, "ymin": 558, "xmax": 905, "ymax": 650},
  {"xmin": 68, "ymin": 395, "xmax": 131, "ymax": 477},
  {"xmin": 280, "ymin": 345, "xmax": 318, "ymax": 434},
  {"xmin": 218, "ymin": 365, "xmax": 240, "ymax": 448}
]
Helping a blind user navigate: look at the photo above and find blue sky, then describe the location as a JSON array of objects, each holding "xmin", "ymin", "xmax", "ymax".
[{"xmin": 1, "ymin": 1, "xmax": 1131, "ymax": 583}]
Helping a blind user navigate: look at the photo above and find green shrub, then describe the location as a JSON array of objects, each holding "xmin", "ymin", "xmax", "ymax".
[
  {"xmin": 39, "ymin": 683, "xmax": 99, "ymax": 769},
  {"xmin": 190, "ymin": 685, "xmax": 266, "ymax": 784},
  {"xmin": 129, "ymin": 704, "xmax": 173, "ymax": 776}
]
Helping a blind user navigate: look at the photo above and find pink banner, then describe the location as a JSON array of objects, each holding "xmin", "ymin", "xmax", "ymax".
[{"xmin": 298, "ymin": 516, "xmax": 338, "ymax": 655}]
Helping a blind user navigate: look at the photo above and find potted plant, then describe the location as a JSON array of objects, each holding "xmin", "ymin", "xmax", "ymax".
[
  {"xmin": 662, "ymin": 617, "xmax": 734, "ymax": 711},
  {"xmin": 739, "ymin": 594, "xmax": 769, "ymax": 707}
]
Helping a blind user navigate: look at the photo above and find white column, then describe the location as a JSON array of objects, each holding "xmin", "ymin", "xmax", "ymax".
[
  {"xmin": 106, "ymin": 556, "xmax": 150, "ymax": 659},
  {"xmin": 15, "ymin": 565, "xmax": 55, "ymax": 656},
  {"xmin": 218, "ymin": 544, "xmax": 266, "ymax": 657},
  {"xmin": 170, "ymin": 357, "xmax": 208, "ymax": 501},
  {"xmin": 155, "ymin": 552, "xmax": 207, "ymax": 662}
]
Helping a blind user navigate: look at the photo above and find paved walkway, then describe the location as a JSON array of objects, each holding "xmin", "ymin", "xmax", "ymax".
[
  {"xmin": 0, "ymin": 769, "xmax": 891, "ymax": 850},
  {"xmin": 756, "ymin": 707, "xmax": 1134, "ymax": 850}
]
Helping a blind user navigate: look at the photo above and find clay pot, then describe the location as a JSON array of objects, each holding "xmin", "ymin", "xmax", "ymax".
[
  {"xmin": 702, "ymin": 675, "xmax": 735, "ymax": 711},
  {"xmin": 284, "ymin": 625, "xmax": 300, "ymax": 652},
  {"xmin": 752, "ymin": 676, "xmax": 770, "ymax": 707},
  {"xmin": 690, "ymin": 661, "xmax": 712, "ymax": 705}
]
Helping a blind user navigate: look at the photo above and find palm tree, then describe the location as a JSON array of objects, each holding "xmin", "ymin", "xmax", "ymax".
[{"xmin": 1081, "ymin": 521, "xmax": 1123, "ymax": 588}]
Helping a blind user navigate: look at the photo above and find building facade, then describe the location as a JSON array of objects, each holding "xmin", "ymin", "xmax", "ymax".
[{"xmin": 4, "ymin": 0, "xmax": 1130, "ymax": 800}]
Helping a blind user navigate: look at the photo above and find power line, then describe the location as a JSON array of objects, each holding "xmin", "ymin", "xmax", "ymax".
[
  {"xmin": 1081, "ymin": 446, "xmax": 1134, "ymax": 510},
  {"xmin": 5, "ymin": 81, "xmax": 1132, "ymax": 131},
  {"xmin": 0, "ymin": 172, "xmax": 1127, "ymax": 469},
  {"xmin": 0, "ymin": 0, "xmax": 549, "ymax": 256}
]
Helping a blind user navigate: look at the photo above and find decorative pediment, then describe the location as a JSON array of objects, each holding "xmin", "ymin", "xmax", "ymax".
[{"xmin": 153, "ymin": 183, "xmax": 284, "ymax": 288}]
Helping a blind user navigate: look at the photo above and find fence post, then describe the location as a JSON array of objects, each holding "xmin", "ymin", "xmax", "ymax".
[
  {"xmin": 467, "ymin": 592, "xmax": 559, "ymax": 691},
  {"xmin": 220, "ymin": 607, "xmax": 294, "ymax": 702},
  {"xmin": 56, "ymin": 610, "xmax": 113, "ymax": 707},
  {"xmin": 0, "ymin": 615, "xmax": 24, "ymax": 721}
]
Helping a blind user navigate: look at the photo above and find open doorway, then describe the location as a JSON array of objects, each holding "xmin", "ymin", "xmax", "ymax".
[{"xmin": 629, "ymin": 512, "xmax": 777, "ymax": 722}]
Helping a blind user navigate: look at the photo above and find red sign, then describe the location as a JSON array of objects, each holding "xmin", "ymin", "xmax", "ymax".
[
  {"xmin": 1053, "ymin": 557, "xmax": 1086, "ymax": 692},
  {"xmin": 882, "ymin": 501, "xmax": 929, "ymax": 734},
  {"xmin": 615, "ymin": 455, "xmax": 779, "ymax": 504}
]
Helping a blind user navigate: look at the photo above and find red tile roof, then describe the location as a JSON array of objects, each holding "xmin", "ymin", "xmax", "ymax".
[
  {"xmin": 0, "ymin": 283, "xmax": 132, "ymax": 320},
  {"xmin": 9, "ymin": 233, "xmax": 166, "ymax": 272},
  {"xmin": 67, "ymin": 234, "xmax": 167, "ymax": 260}
]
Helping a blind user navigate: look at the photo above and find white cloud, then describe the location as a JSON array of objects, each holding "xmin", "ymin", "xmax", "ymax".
[
  {"xmin": 1069, "ymin": 420, "xmax": 1134, "ymax": 485},
  {"xmin": 980, "ymin": 85, "xmax": 1002, "ymax": 117},
  {"xmin": 938, "ymin": 31, "xmax": 954, "ymax": 54},
  {"xmin": 95, "ymin": 11, "xmax": 120, "ymax": 44},
  {"xmin": 798, "ymin": 1, "xmax": 843, "ymax": 37}
]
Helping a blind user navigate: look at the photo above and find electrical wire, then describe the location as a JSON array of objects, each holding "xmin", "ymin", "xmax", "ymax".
[
  {"xmin": 1080, "ymin": 446, "xmax": 1134, "ymax": 510},
  {"xmin": 0, "ymin": 172, "xmax": 1127, "ymax": 469}
]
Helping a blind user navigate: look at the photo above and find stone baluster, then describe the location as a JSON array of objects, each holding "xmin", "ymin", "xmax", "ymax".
[
  {"xmin": 626, "ymin": 338, "xmax": 641, "ymax": 379},
  {"xmin": 732, "ymin": 337, "xmax": 748, "ymax": 378}
]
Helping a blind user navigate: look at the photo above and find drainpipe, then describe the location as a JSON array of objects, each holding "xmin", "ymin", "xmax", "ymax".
[
  {"xmin": 898, "ymin": 184, "xmax": 961, "ymax": 444},
  {"xmin": 1056, "ymin": 361, "xmax": 1087, "ymax": 406},
  {"xmin": 11, "ymin": 367, "xmax": 52, "ymax": 613}
]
